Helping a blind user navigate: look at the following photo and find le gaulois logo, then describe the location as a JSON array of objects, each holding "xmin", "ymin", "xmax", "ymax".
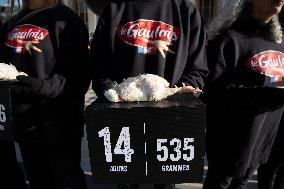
[
  {"xmin": 6, "ymin": 24, "xmax": 49, "ymax": 53},
  {"xmin": 246, "ymin": 50, "xmax": 284, "ymax": 82},
  {"xmin": 116, "ymin": 19, "xmax": 181, "ymax": 55}
]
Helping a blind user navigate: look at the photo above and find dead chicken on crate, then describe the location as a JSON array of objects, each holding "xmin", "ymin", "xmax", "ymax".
[{"xmin": 104, "ymin": 74, "xmax": 202, "ymax": 102}]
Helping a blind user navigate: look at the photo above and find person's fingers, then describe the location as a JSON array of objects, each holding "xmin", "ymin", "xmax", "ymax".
[
  {"xmin": 174, "ymin": 85, "xmax": 178, "ymax": 88},
  {"xmin": 182, "ymin": 82, "xmax": 186, "ymax": 87},
  {"xmin": 32, "ymin": 46, "xmax": 42, "ymax": 53}
]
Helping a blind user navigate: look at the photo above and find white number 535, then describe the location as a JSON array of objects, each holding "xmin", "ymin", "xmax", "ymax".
[{"xmin": 157, "ymin": 138, "xmax": 194, "ymax": 162}]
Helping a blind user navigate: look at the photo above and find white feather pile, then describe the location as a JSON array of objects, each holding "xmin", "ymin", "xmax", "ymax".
[
  {"xmin": 104, "ymin": 74, "xmax": 181, "ymax": 102},
  {"xmin": 0, "ymin": 63, "xmax": 28, "ymax": 81}
]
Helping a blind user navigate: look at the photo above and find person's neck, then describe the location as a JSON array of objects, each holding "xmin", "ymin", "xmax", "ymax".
[{"xmin": 251, "ymin": 7, "xmax": 274, "ymax": 23}]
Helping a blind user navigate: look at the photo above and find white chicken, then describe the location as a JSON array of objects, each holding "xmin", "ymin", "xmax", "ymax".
[
  {"xmin": 104, "ymin": 74, "xmax": 202, "ymax": 102},
  {"xmin": 0, "ymin": 63, "xmax": 28, "ymax": 81}
]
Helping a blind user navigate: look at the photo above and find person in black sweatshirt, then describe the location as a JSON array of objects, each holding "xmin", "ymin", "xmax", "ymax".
[
  {"xmin": 0, "ymin": 17, "xmax": 27, "ymax": 189},
  {"xmin": 257, "ymin": 9, "xmax": 284, "ymax": 189},
  {"xmin": 89, "ymin": 0, "xmax": 208, "ymax": 188},
  {"xmin": 203, "ymin": 0, "xmax": 284, "ymax": 188},
  {"xmin": 90, "ymin": 0, "xmax": 208, "ymax": 100},
  {"xmin": 0, "ymin": 0, "xmax": 90, "ymax": 188}
]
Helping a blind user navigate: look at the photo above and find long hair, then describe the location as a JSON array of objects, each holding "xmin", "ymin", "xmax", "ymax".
[
  {"xmin": 208, "ymin": 0, "xmax": 246, "ymax": 40},
  {"xmin": 208, "ymin": 0, "xmax": 283, "ymax": 43},
  {"xmin": 22, "ymin": 0, "xmax": 61, "ymax": 9}
]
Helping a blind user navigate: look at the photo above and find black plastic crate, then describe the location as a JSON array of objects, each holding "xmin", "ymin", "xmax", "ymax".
[{"xmin": 85, "ymin": 95, "xmax": 206, "ymax": 184}]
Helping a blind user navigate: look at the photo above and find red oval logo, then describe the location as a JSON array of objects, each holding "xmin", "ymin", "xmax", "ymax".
[
  {"xmin": 246, "ymin": 50, "xmax": 284, "ymax": 82},
  {"xmin": 116, "ymin": 19, "xmax": 181, "ymax": 54},
  {"xmin": 5, "ymin": 24, "xmax": 49, "ymax": 52}
]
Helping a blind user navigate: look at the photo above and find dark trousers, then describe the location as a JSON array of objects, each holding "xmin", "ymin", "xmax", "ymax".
[
  {"xmin": 258, "ymin": 141, "xmax": 284, "ymax": 189},
  {"xmin": 274, "ymin": 167, "xmax": 284, "ymax": 189},
  {"xmin": 0, "ymin": 141, "xmax": 27, "ymax": 189},
  {"xmin": 258, "ymin": 117, "xmax": 284, "ymax": 189},
  {"xmin": 258, "ymin": 165, "xmax": 284, "ymax": 189},
  {"xmin": 18, "ymin": 138, "xmax": 87, "ymax": 189},
  {"xmin": 203, "ymin": 165, "xmax": 257, "ymax": 189}
]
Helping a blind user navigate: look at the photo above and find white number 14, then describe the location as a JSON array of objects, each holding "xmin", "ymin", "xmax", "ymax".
[{"xmin": 98, "ymin": 127, "xmax": 134, "ymax": 163}]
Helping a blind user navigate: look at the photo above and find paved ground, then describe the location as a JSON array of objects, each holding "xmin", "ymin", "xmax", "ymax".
[{"xmin": 15, "ymin": 88, "xmax": 259, "ymax": 189}]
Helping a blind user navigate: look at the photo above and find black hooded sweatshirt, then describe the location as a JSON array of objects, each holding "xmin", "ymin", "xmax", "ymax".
[
  {"xmin": 205, "ymin": 15, "xmax": 284, "ymax": 177},
  {"xmin": 0, "ymin": 5, "xmax": 90, "ymax": 142},
  {"xmin": 89, "ymin": 0, "xmax": 208, "ymax": 99}
]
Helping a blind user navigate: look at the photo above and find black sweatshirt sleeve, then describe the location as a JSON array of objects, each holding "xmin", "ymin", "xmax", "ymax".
[
  {"xmin": 36, "ymin": 16, "xmax": 91, "ymax": 99},
  {"xmin": 54, "ymin": 17, "xmax": 90, "ymax": 98},
  {"xmin": 89, "ymin": 5, "xmax": 114, "ymax": 100},
  {"xmin": 206, "ymin": 33, "xmax": 236, "ymax": 92},
  {"xmin": 179, "ymin": 5, "xmax": 208, "ymax": 89}
]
